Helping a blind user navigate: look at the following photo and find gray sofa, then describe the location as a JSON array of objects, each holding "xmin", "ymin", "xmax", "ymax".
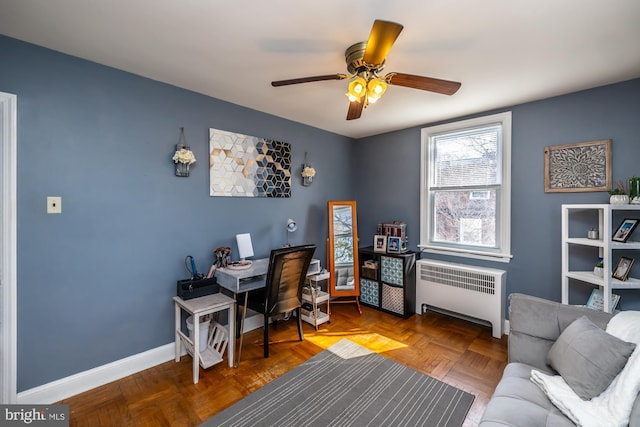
[{"xmin": 479, "ymin": 293, "xmax": 640, "ymax": 427}]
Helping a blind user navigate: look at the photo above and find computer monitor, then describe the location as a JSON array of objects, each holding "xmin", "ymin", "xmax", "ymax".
[{"xmin": 235, "ymin": 233, "xmax": 254, "ymax": 262}]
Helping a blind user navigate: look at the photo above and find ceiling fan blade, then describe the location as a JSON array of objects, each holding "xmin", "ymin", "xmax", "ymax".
[
  {"xmin": 271, "ymin": 74, "xmax": 347, "ymax": 87},
  {"xmin": 346, "ymin": 99, "xmax": 364, "ymax": 120},
  {"xmin": 362, "ymin": 20, "xmax": 404, "ymax": 66},
  {"xmin": 387, "ymin": 73, "xmax": 461, "ymax": 95}
]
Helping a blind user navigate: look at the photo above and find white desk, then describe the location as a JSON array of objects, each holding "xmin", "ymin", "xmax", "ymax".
[
  {"xmin": 216, "ymin": 258, "xmax": 269, "ymax": 294},
  {"xmin": 216, "ymin": 258, "xmax": 270, "ymax": 366},
  {"xmin": 216, "ymin": 258, "xmax": 320, "ymax": 293}
]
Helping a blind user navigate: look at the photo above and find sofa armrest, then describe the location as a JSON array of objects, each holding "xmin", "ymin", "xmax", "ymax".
[{"xmin": 508, "ymin": 293, "xmax": 615, "ymax": 372}]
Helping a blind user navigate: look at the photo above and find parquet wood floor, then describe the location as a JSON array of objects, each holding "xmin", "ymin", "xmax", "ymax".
[{"xmin": 60, "ymin": 304, "xmax": 508, "ymax": 427}]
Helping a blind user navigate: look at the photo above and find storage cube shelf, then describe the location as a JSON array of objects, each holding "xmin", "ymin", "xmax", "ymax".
[{"xmin": 358, "ymin": 247, "xmax": 417, "ymax": 318}]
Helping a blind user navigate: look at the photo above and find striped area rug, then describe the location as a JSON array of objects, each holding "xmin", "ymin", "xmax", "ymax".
[{"xmin": 201, "ymin": 339, "xmax": 474, "ymax": 427}]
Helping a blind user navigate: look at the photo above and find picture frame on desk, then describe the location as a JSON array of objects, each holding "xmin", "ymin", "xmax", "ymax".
[
  {"xmin": 374, "ymin": 235, "xmax": 387, "ymax": 253},
  {"xmin": 613, "ymin": 256, "xmax": 635, "ymax": 281},
  {"xmin": 387, "ymin": 237, "xmax": 401, "ymax": 253},
  {"xmin": 612, "ymin": 218, "xmax": 639, "ymax": 243}
]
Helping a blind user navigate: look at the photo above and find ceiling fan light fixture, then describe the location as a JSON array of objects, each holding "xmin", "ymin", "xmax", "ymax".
[
  {"xmin": 270, "ymin": 20, "xmax": 462, "ymax": 121},
  {"xmin": 347, "ymin": 77, "xmax": 367, "ymax": 101},
  {"xmin": 366, "ymin": 78, "xmax": 387, "ymax": 103}
]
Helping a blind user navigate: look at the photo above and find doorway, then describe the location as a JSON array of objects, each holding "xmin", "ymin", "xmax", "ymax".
[{"xmin": 0, "ymin": 92, "xmax": 17, "ymax": 403}]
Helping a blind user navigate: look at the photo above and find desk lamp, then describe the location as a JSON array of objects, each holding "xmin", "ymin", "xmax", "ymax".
[{"xmin": 286, "ymin": 219, "xmax": 297, "ymax": 246}]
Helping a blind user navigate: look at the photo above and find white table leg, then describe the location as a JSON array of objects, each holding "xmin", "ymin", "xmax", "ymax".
[
  {"xmin": 193, "ymin": 313, "xmax": 200, "ymax": 384},
  {"xmin": 174, "ymin": 302, "xmax": 181, "ymax": 362},
  {"xmin": 227, "ymin": 302, "xmax": 235, "ymax": 368}
]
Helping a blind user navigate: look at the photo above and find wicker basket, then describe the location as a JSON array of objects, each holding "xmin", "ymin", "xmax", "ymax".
[{"xmin": 362, "ymin": 261, "xmax": 378, "ymax": 280}]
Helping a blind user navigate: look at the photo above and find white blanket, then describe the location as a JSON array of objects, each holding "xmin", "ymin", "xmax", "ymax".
[{"xmin": 530, "ymin": 311, "xmax": 640, "ymax": 427}]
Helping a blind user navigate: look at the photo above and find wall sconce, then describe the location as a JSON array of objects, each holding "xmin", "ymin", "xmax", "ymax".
[
  {"xmin": 301, "ymin": 152, "xmax": 315, "ymax": 186},
  {"xmin": 286, "ymin": 219, "xmax": 297, "ymax": 246},
  {"xmin": 172, "ymin": 127, "xmax": 196, "ymax": 177}
]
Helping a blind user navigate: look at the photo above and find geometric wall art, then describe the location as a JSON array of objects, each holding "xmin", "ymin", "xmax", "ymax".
[
  {"xmin": 209, "ymin": 128, "xmax": 291, "ymax": 197},
  {"xmin": 544, "ymin": 139, "xmax": 612, "ymax": 193}
]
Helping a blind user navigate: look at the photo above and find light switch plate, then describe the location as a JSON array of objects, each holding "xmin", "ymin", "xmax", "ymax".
[{"xmin": 47, "ymin": 196, "xmax": 62, "ymax": 214}]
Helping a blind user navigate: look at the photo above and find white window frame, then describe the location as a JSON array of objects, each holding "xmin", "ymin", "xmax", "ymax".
[{"xmin": 419, "ymin": 111, "xmax": 512, "ymax": 263}]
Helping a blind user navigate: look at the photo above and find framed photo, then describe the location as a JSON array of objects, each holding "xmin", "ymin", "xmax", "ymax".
[
  {"xmin": 387, "ymin": 236, "xmax": 401, "ymax": 253},
  {"xmin": 544, "ymin": 139, "xmax": 611, "ymax": 193},
  {"xmin": 612, "ymin": 218, "xmax": 639, "ymax": 243},
  {"xmin": 612, "ymin": 256, "xmax": 635, "ymax": 281},
  {"xmin": 374, "ymin": 235, "xmax": 387, "ymax": 253},
  {"xmin": 586, "ymin": 289, "xmax": 620, "ymax": 311}
]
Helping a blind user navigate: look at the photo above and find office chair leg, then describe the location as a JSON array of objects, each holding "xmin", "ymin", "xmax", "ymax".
[
  {"xmin": 263, "ymin": 315, "xmax": 269, "ymax": 358},
  {"xmin": 296, "ymin": 308, "xmax": 304, "ymax": 341}
]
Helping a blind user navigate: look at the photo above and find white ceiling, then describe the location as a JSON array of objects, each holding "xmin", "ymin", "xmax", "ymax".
[{"xmin": 1, "ymin": 0, "xmax": 639, "ymax": 139}]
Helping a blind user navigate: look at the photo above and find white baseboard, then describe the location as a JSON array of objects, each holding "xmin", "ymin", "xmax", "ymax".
[
  {"xmin": 243, "ymin": 311, "xmax": 264, "ymax": 333},
  {"xmin": 17, "ymin": 314, "xmax": 263, "ymax": 405},
  {"xmin": 17, "ymin": 343, "xmax": 176, "ymax": 404},
  {"xmin": 17, "ymin": 312, "xmax": 496, "ymax": 404}
]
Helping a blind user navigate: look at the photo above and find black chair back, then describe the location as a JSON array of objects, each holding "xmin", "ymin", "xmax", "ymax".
[{"xmin": 263, "ymin": 244, "xmax": 316, "ymax": 316}]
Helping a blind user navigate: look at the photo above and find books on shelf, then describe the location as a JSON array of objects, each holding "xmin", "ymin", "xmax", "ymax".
[{"xmin": 585, "ymin": 289, "xmax": 620, "ymax": 311}]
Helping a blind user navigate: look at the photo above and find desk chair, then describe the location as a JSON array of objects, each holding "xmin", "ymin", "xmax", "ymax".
[{"xmin": 245, "ymin": 244, "xmax": 316, "ymax": 357}]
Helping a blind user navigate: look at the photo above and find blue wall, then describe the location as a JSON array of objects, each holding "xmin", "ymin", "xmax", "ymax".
[
  {"xmin": 2, "ymin": 34, "xmax": 640, "ymax": 392},
  {"xmin": 354, "ymin": 79, "xmax": 640, "ymax": 310},
  {"xmin": 0, "ymin": 36, "xmax": 354, "ymax": 391}
]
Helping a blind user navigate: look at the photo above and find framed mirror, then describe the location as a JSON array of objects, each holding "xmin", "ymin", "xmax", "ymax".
[{"xmin": 327, "ymin": 200, "xmax": 361, "ymax": 312}]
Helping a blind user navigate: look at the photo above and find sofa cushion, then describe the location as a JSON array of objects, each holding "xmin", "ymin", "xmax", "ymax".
[
  {"xmin": 507, "ymin": 293, "xmax": 613, "ymax": 372},
  {"xmin": 479, "ymin": 362, "xmax": 575, "ymax": 427},
  {"xmin": 547, "ymin": 316, "xmax": 636, "ymax": 400}
]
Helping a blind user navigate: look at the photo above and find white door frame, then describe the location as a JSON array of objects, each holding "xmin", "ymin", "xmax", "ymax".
[{"xmin": 1, "ymin": 92, "xmax": 17, "ymax": 403}]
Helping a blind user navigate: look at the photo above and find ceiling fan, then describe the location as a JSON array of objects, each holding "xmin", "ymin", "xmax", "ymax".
[{"xmin": 271, "ymin": 20, "xmax": 462, "ymax": 121}]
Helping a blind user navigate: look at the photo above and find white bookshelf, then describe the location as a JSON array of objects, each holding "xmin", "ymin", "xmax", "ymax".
[{"xmin": 562, "ymin": 204, "xmax": 640, "ymax": 312}]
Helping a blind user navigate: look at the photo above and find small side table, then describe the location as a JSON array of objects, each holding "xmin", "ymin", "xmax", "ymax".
[{"xmin": 174, "ymin": 293, "xmax": 236, "ymax": 384}]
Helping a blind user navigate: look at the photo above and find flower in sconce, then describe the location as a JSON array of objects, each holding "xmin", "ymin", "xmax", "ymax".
[
  {"xmin": 301, "ymin": 166, "xmax": 316, "ymax": 178},
  {"xmin": 173, "ymin": 147, "xmax": 196, "ymax": 165},
  {"xmin": 173, "ymin": 127, "xmax": 196, "ymax": 177},
  {"xmin": 301, "ymin": 152, "xmax": 315, "ymax": 186}
]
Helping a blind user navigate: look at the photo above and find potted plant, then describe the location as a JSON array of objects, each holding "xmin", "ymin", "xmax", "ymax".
[
  {"xmin": 608, "ymin": 180, "xmax": 629, "ymax": 204},
  {"xmin": 593, "ymin": 257, "xmax": 604, "ymax": 277}
]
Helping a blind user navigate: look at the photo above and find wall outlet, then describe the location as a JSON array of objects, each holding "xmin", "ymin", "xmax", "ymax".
[{"xmin": 47, "ymin": 196, "xmax": 62, "ymax": 214}]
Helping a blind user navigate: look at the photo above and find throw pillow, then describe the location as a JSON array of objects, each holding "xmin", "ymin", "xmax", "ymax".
[{"xmin": 547, "ymin": 315, "xmax": 636, "ymax": 400}]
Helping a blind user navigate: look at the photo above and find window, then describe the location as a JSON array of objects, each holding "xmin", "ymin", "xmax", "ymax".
[{"xmin": 420, "ymin": 112, "xmax": 512, "ymax": 262}]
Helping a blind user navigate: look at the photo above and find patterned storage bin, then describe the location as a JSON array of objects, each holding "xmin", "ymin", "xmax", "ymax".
[
  {"xmin": 381, "ymin": 256, "xmax": 403, "ymax": 286},
  {"xmin": 360, "ymin": 278, "xmax": 379, "ymax": 306},
  {"xmin": 381, "ymin": 283, "xmax": 404, "ymax": 315}
]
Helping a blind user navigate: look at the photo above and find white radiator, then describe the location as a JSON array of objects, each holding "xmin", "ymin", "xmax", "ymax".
[{"xmin": 416, "ymin": 259, "xmax": 506, "ymax": 338}]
